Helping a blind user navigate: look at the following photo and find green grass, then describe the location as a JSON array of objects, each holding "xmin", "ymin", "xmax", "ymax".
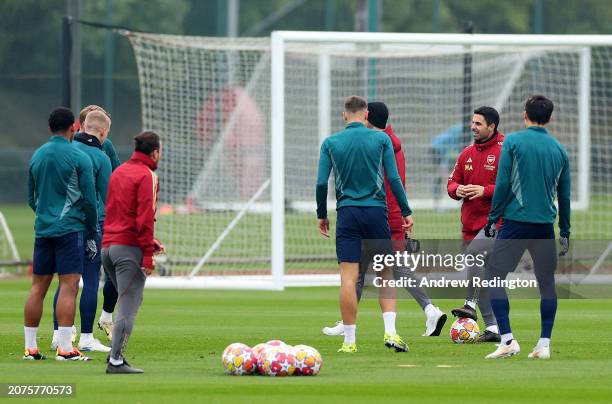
[{"xmin": 0, "ymin": 279, "xmax": 611, "ymax": 403}]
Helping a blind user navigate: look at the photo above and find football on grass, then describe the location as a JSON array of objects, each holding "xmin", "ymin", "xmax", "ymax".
[
  {"xmin": 222, "ymin": 343, "xmax": 257, "ymax": 375},
  {"xmin": 450, "ymin": 318, "xmax": 480, "ymax": 343},
  {"xmin": 291, "ymin": 345, "xmax": 323, "ymax": 376},
  {"xmin": 262, "ymin": 347, "xmax": 296, "ymax": 377}
]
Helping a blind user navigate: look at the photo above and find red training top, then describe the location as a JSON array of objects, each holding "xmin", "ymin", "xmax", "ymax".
[
  {"xmin": 102, "ymin": 151, "xmax": 159, "ymax": 269},
  {"xmin": 447, "ymin": 132, "xmax": 504, "ymax": 241},
  {"xmin": 383, "ymin": 125, "xmax": 406, "ymax": 240}
]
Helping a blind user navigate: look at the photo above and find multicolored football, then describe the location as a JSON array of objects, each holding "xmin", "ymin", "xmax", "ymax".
[
  {"xmin": 265, "ymin": 339, "xmax": 288, "ymax": 347},
  {"xmin": 256, "ymin": 344, "xmax": 282, "ymax": 375},
  {"xmin": 291, "ymin": 345, "xmax": 323, "ymax": 376},
  {"xmin": 222, "ymin": 343, "xmax": 257, "ymax": 375},
  {"xmin": 450, "ymin": 318, "xmax": 480, "ymax": 343},
  {"xmin": 262, "ymin": 347, "xmax": 296, "ymax": 377}
]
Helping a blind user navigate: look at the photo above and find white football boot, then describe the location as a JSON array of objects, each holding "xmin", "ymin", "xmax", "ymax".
[
  {"xmin": 485, "ymin": 339, "xmax": 521, "ymax": 359},
  {"xmin": 423, "ymin": 306, "xmax": 447, "ymax": 336},
  {"xmin": 528, "ymin": 344, "xmax": 550, "ymax": 359},
  {"xmin": 322, "ymin": 320, "xmax": 345, "ymax": 336},
  {"xmin": 78, "ymin": 338, "xmax": 111, "ymax": 353}
]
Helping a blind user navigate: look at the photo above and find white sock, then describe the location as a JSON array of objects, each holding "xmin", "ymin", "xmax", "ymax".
[
  {"xmin": 486, "ymin": 325, "xmax": 499, "ymax": 334},
  {"xmin": 24, "ymin": 326, "xmax": 38, "ymax": 350},
  {"xmin": 382, "ymin": 312, "xmax": 397, "ymax": 335},
  {"xmin": 52, "ymin": 329, "xmax": 59, "ymax": 342},
  {"xmin": 58, "ymin": 326, "xmax": 73, "ymax": 353},
  {"xmin": 79, "ymin": 333, "xmax": 94, "ymax": 345},
  {"xmin": 109, "ymin": 357, "xmax": 124, "ymax": 366},
  {"xmin": 424, "ymin": 304, "xmax": 437, "ymax": 316},
  {"xmin": 343, "ymin": 324, "xmax": 356, "ymax": 344},
  {"xmin": 537, "ymin": 337, "xmax": 550, "ymax": 348},
  {"xmin": 100, "ymin": 310, "xmax": 113, "ymax": 323},
  {"xmin": 465, "ymin": 300, "xmax": 477, "ymax": 310},
  {"xmin": 501, "ymin": 333, "xmax": 514, "ymax": 345}
]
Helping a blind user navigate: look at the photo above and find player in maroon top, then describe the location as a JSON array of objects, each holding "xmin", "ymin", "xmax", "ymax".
[
  {"xmin": 447, "ymin": 106, "xmax": 504, "ymax": 342},
  {"xmin": 102, "ymin": 131, "xmax": 164, "ymax": 373}
]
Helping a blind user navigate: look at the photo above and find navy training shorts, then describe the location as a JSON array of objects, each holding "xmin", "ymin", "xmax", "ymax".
[
  {"xmin": 33, "ymin": 231, "xmax": 85, "ymax": 276},
  {"xmin": 336, "ymin": 206, "xmax": 391, "ymax": 263}
]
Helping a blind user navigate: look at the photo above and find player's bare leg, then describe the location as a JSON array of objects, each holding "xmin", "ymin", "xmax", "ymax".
[
  {"xmin": 23, "ymin": 274, "xmax": 53, "ymax": 360},
  {"xmin": 55, "ymin": 273, "xmax": 89, "ymax": 361},
  {"xmin": 338, "ymin": 262, "xmax": 359, "ymax": 352},
  {"xmin": 379, "ymin": 267, "xmax": 408, "ymax": 352}
]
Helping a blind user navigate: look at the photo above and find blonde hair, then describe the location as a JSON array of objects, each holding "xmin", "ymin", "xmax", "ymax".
[{"xmin": 83, "ymin": 110, "xmax": 111, "ymax": 135}]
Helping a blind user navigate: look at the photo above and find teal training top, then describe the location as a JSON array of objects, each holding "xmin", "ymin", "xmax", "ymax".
[
  {"xmin": 488, "ymin": 126, "xmax": 571, "ymax": 237},
  {"xmin": 74, "ymin": 139, "xmax": 112, "ymax": 223},
  {"xmin": 316, "ymin": 122, "xmax": 411, "ymax": 219},
  {"xmin": 102, "ymin": 138, "xmax": 121, "ymax": 171},
  {"xmin": 28, "ymin": 136, "xmax": 98, "ymax": 238}
]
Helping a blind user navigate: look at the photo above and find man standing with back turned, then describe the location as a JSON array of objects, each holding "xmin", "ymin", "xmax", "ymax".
[
  {"xmin": 323, "ymin": 102, "xmax": 446, "ymax": 341},
  {"xmin": 316, "ymin": 96, "xmax": 413, "ymax": 353},
  {"xmin": 24, "ymin": 107, "xmax": 98, "ymax": 361},
  {"xmin": 102, "ymin": 131, "xmax": 163, "ymax": 373},
  {"xmin": 483, "ymin": 95, "xmax": 570, "ymax": 360}
]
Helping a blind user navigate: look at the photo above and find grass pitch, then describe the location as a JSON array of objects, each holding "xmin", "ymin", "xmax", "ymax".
[{"xmin": 1, "ymin": 279, "xmax": 611, "ymax": 403}]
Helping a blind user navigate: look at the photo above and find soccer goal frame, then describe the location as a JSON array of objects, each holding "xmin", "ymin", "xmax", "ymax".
[
  {"xmin": 0, "ymin": 211, "xmax": 22, "ymax": 274},
  {"xmin": 126, "ymin": 30, "xmax": 612, "ymax": 290},
  {"xmin": 269, "ymin": 31, "xmax": 612, "ymax": 290}
]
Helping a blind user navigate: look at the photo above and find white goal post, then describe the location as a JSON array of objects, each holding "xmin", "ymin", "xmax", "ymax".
[
  {"xmin": 0, "ymin": 211, "xmax": 22, "ymax": 274},
  {"xmin": 126, "ymin": 30, "xmax": 612, "ymax": 289}
]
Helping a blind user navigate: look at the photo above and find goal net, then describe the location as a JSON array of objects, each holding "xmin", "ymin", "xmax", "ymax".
[{"xmin": 126, "ymin": 31, "xmax": 612, "ymax": 289}]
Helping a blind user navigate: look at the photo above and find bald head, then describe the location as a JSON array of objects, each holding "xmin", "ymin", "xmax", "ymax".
[{"xmin": 83, "ymin": 110, "xmax": 111, "ymax": 142}]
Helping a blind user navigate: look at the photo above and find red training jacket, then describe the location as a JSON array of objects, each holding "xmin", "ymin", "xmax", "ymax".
[
  {"xmin": 383, "ymin": 125, "xmax": 406, "ymax": 240},
  {"xmin": 447, "ymin": 132, "xmax": 504, "ymax": 239},
  {"xmin": 102, "ymin": 151, "xmax": 159, "ymax": 269}
]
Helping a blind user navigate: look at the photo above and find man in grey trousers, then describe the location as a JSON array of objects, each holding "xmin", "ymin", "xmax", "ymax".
[{"xmin": 101, "ymin": 131, "xmax": 163, "ymax": 374}]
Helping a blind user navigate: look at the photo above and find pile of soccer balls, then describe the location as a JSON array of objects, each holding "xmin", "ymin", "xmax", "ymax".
[
  {"xmin": 450, "ymin": 317, "xmax": 480, "ymax": 343},
  {"xmin": 222, "ymin": 340, "xmax": 323, "ymax": 376}
]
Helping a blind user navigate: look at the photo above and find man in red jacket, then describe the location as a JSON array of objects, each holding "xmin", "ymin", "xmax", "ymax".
[
  {"xmin": 323, "ymin": 102, "xmax": 447, "ymax": 340},
  {"xmin": 101, "ymin": 131, "xmax": 163, "ymax": 374},
  {"xmin": 447, "ymin": 106, "xmax": 504, "ymax": 342}
]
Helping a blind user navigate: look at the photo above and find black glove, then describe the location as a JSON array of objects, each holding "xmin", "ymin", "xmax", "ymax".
[
  {"xmin": 559, "ymin": 236, "xmax": 570, "ymax": 256},
  {"xmin": 484, "ymin": 222, "xmax": 497, "ymax": 238},
  {"xmin": 404, "ymin": 234, "xmax": 420, "ymax": 254},
  {"xmin": 85, "ymin": 238, "xmax": 98, "ymax": 261}
]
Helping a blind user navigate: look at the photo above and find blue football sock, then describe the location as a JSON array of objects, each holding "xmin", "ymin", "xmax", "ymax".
[
  {"xmin": 490, "ymin": 298, "xmax": 512, "ymax": 336},
  {"xmin": 540, "ymin": 298, "xmax": 557, "ymax": 338}
]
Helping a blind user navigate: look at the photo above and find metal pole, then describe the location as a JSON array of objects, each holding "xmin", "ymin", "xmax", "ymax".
[
  {"xmin": 368, "ymin": 0, "xmax": 379, "ymax": 32},
  {"xmin": 367, "ymin": 0, "xmax": 380, "ymax": 100},
  {"xmin": 61, "ymin": 16, "xmax": 72, "ymax": 108},
  {"xmin": 432, "ymin": 0, "xmax": 441, "ymax": 32},
  {"xmin": 216, "ymin": 0, "xmax": 227, "ymax": 36},
  {"xmin": 270, "ymin": 32, "xmax": 286, "ymax": 290},
  {"xmin": 462, "ymin": 21, "xmax": 473, "ymax": 147},
  {"xmin": 104, "ymin": 0, "xmax": 114, "ymax": 116},
  {"xmin": 227, "ymin": 0, "xmax": 239, "ymax": 37},
  {"xmin": 577, "ymin": 47, "xmax": 591, "ymax": 210},
  {"xmin": 325, "ymin": 0, "xmax": 336, "ymax": 30},
  {"xmin": 68, "ymin": 0, "xmax": 81, "ymax": 110},
  {"xmin": 533, "ymin": 0, "xmax": 543, "ymax": 34}
]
